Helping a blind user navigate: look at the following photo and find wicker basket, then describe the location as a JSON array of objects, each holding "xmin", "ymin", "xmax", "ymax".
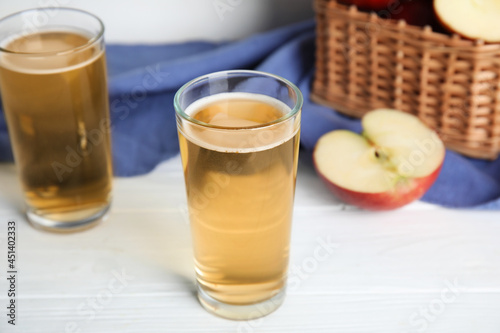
[{"xmin": 311, "ymin": 0, "xmax": 500, "ymax": 159}]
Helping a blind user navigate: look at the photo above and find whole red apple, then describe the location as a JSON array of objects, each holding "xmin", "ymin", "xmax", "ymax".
[
  {"xmin": 338, "ymin": 0, "xmax": 394, "ymax": 11},
  {"xmin": 313, "ymin": 109, "xmax": 445, "ymax": 211},
  {"xmin": 390, "ymin": 0, "xmax": 438, "ymax": 28}
]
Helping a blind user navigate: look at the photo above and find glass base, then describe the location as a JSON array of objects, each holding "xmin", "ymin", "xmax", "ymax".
[
  {"xmin": 26, "ymin": 203, "xmax": 111, "ymax": 232},
  {"xmin": 197, "ymin": 283, "xmax": 286, "ymax": 320}
]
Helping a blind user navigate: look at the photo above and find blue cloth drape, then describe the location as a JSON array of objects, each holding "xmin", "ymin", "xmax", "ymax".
[{"xmin": 1, "ymin": 20, "xmax": 500, "ymax": 208}]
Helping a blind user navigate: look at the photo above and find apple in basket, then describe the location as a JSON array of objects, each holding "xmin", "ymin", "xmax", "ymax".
[
  {"xmin": 391, "ymin": 0, "xmax": 437, "ymax": 28},
  {"xmin": 338, "ymin": 0, "xmax": 394, "ymax": 11},
  {"xmin": 434, "ymin": 0, "xmax": 500, "ymax": 42},
  {"xmin": 313, "ymin": 109, "xmax": 445, "ymax": 210}
]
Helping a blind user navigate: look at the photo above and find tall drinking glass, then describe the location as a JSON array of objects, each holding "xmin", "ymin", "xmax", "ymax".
[
  {"xmin": 174, "ymin": 70, "xmax": 302, "ymax": 320},
  {"xmin": 0, "ymin": 8, "xmax": 113, "ymax": 232}
]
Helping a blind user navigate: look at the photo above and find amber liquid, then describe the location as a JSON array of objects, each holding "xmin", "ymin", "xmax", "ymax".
[
  {"xmin": 0, "ymin": 31, "xmax": 112, "ymax": 220},
  {"xmin": 178, "ymin": 93, "xmax": 300, "ymax": 305}
]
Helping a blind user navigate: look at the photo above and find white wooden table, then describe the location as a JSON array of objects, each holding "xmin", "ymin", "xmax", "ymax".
[{"xmin": 0, "ymin": 155, "xmax": 499, "ymax": 333}]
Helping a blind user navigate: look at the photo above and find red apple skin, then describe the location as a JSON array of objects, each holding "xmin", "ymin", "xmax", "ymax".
[
  {"xmin": 391, "ymin": 0, "xmax": 448, "ymax": 32},
  {"xmin": 391, "ymin": 0, "xmax": 435, "ymax": 27},
  {"xmin": 338, "ymin": 0, "xmax": 394, "ymax": 11},
  {"xmin": 314, "ymin": 163, "xmax": 443, "ymax": 211},
  {"xmin": 341, "ymin": 0, "xmax": 448, "ymax": 33}
]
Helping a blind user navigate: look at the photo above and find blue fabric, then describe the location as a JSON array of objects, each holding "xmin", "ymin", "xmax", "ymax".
[{"xmin": 1, "ymin": 20, "xmax": 500, "ymax": 209}]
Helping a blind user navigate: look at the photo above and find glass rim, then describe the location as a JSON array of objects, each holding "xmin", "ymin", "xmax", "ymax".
[
  {"xmin": 0, "ymin": 7, "xmax": 105, "ymax": 56},
  {"xmin": 174, "ymin": 70, "xmax": 303, "ymax": 130}
]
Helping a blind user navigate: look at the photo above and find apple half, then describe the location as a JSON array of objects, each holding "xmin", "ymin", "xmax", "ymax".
[
  {"xmin": 434, "ymin": 0, "xmax": 500, "ymax": 42},
  {"xmin": 313, "ymin": 109, "xmax": 445, "ymax": 210}
]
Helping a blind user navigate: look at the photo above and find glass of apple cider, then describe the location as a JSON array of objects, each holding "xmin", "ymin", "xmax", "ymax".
[
  {"xmin": 0, "ymin": 8, "xmax": 112, "ymax": 232},
  {"xmin": 174, "ymin": 70, "xmax": 302, "ymax": 320}
]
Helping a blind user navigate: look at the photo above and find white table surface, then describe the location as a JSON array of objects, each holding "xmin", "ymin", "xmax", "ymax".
[{"xmin": 0, "ymin": 155, "xmax": 499, "ymax": 333}]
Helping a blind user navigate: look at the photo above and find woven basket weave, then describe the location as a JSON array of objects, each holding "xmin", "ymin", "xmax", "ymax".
[{"xmin": 311, "ymin": 0, "xmax": 500, "ymax": 159}]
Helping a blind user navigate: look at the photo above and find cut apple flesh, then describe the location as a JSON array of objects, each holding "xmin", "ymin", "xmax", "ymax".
[
  {"xmin": 434, "ymin": 0, "xmax": 500, "ymax": 42},
  {"xmin": 314, "ymin": 130, "xmax": 400, "ymax": 193},
  {"xmin": 313, "ymin": 109, "xmax": 445, "ymax": 195},
  {"xmin": 362, "ymin": 109, "xmax": 445, "ymax": 179}
]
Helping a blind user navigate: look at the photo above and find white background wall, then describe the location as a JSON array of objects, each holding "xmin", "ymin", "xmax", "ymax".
[{"xmin": 0, "ymin": 0, "xmax": 314, "ymax": 43}]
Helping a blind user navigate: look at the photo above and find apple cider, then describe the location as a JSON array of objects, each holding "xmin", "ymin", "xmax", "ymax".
[
  {"xmin": 178, "ymin": 93, "xmax": 300, "ymax": 306},
  {"xmin": 0, "ymin": 31, "xmax": 112, "ymax": 224}
]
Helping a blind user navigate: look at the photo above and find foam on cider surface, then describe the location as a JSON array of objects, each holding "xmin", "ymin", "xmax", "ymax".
[
  {"xmin": 181, "ymin": 92, "xmax": 297, "ymax": 153},
  {"xmin": 0, "ymin": 31, "xmax": 101, "ymax": 74}
]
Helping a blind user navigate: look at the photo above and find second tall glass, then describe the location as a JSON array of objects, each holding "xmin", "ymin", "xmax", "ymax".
[{"xmin": 0, "ymin": 8, "xmax": 113, "ymax": 232}]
